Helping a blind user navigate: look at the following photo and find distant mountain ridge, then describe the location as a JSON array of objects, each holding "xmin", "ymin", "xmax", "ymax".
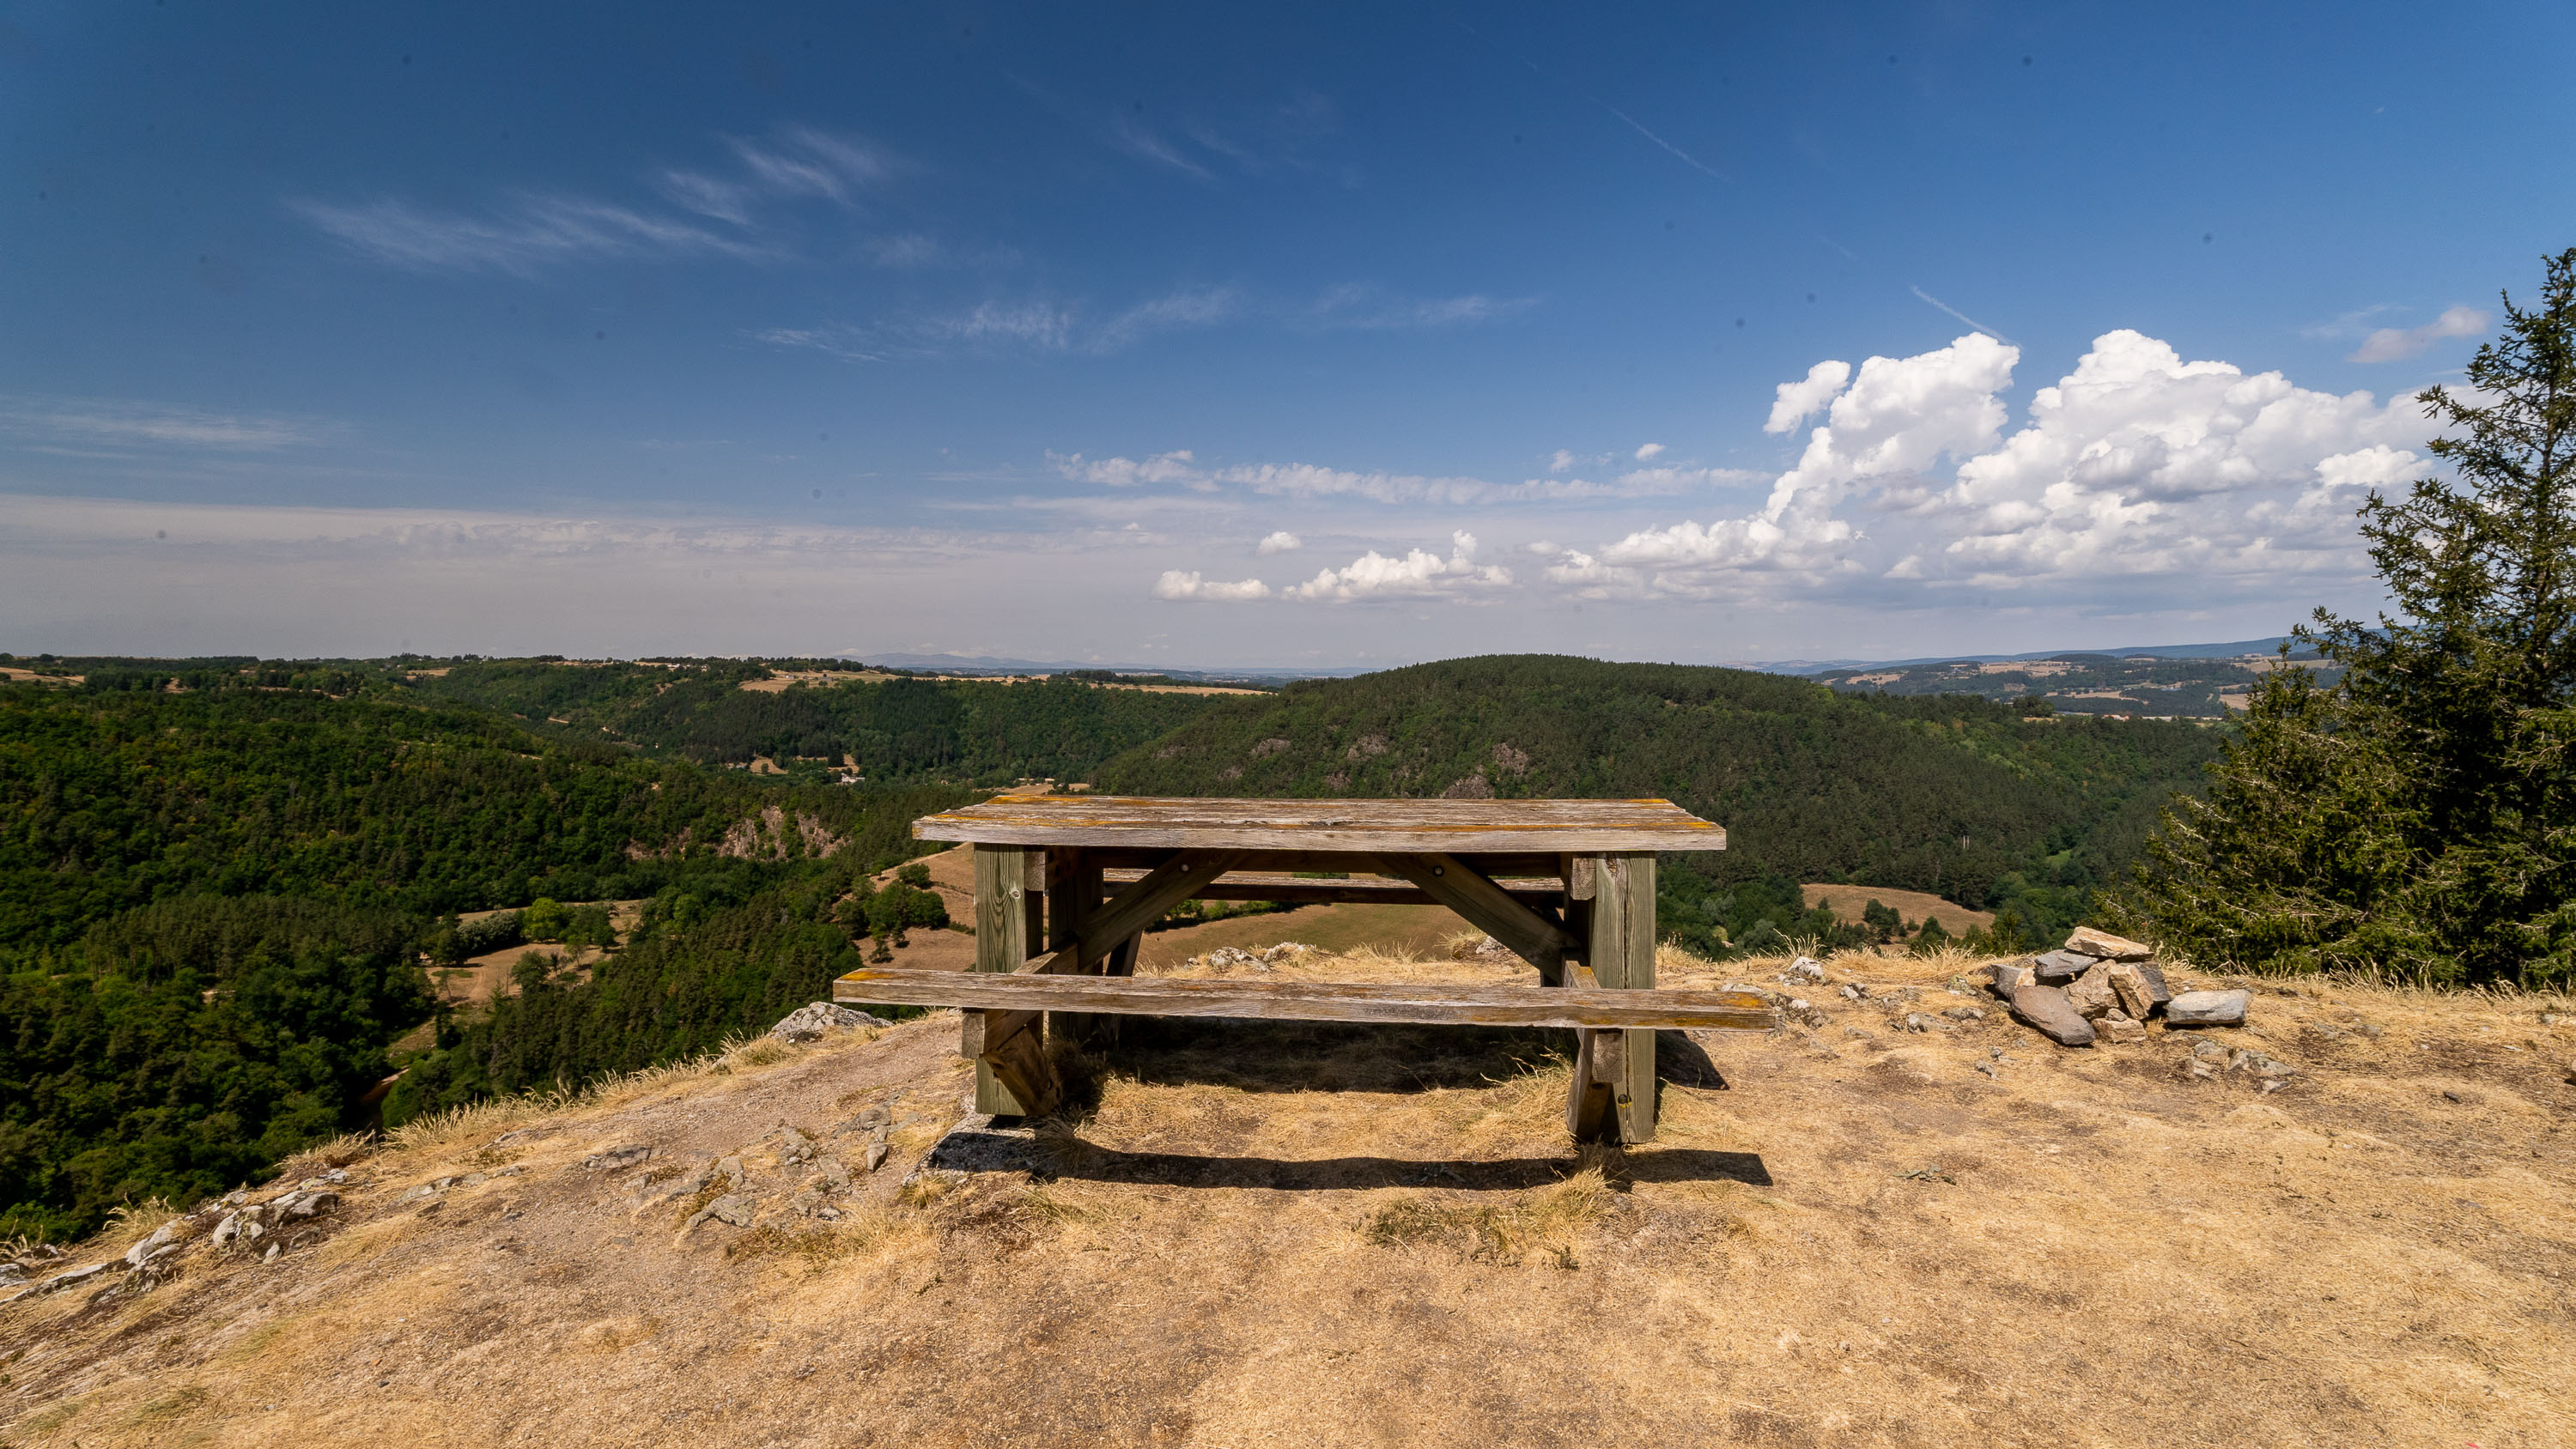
[
  {"xmin": 853, "ymin": 640, "xmax": 2306, "ymax": 681},
  {"xmin": 1729, "ymin": 636, "xmax": 2303, "ymax": 675},
  {"xmin": 847, "ymin": 652, "xmax": 1373, "ymax": 681}
]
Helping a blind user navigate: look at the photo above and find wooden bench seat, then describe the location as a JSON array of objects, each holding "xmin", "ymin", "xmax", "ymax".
[{"xmin": 832, "ymin": 966, "xmax": 1779, "ymax": 1031}]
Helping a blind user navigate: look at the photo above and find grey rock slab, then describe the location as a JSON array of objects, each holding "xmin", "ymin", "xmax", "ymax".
[
  {"xmin": 2097, "ymin": 1011, "xmax": 2148, "ymax": 1045},
  {"xmin": 769, "ymin": 1001, "xmax": 890, "ymax": 1044},
  {"xmin": 1986, "ymin": 961, "xmax": 2035, "ymax": 997},
  {"xmin": 2031, "ymin": 951, "xmax": 2094, "ymax": 985},
  {"xmin": 2167, "ymin": 990, "xmax": 2251, "ymax": 1028},
  {"xmin": 5, "ymin": 1260, "xmax": 115, "ymax": 1303},
  {"xmin": 683, "ymin": 1193, "xmax": 756, "ymax": 1231},
  {"xmin": 2008, "ymin": 985, "xmax": 2098, "ymax": 1047},
  {"xmin": 2230, "ymin": 1049, "xmax": 2297, "ymax": 1080}
]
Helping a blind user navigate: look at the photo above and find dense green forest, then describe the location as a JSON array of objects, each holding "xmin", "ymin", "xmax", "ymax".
[
  {"xmin": 1097, "ymin": 655, "xmax": 2220, "ymax": 954},
  {"xmin": 16, "ymin": 652, "xmax": 1230, "ymax": 787},
  {"xmin": 2, "ymin": 650, "xmax": 2223, "ymax": 1237},
  {"xmin": 0, "ymin": 679, "xmax": 968, "ymax": 1239},
  {"xmin": 397, "ymin": 659, "xmax": 1223, "ymax": 783}
]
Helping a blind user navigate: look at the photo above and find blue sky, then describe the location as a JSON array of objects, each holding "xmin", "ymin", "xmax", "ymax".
[{"xmin": 4, "ymin": 2, "xmax": 2570, "ymax": 666}]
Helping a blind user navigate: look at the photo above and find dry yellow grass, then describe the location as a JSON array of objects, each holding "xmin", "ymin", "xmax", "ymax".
[{"xmin": 4, "ymin": 945, "xmax": 2572, "ymax": 1448}]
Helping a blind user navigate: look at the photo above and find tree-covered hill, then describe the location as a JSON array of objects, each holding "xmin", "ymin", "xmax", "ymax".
[
  {"xmin": 395, "ymin": 659, "xmax": 1224, "ymax": 784},
  {"xmin": 0, "ymin": 686, "xmax": 961, "ymax": 948},
  {"xmin": 1097, "ymin": 655, "xmax": 2221, "ymax": 949},
  {"xmin": 0, "ymin": 681, "xmax": 970, "ymax": 1238}
]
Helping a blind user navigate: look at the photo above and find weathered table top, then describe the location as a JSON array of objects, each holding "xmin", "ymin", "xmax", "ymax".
[{"xmin": 913, "ymin": 795, "xmax": 1727, "ymax": 854}]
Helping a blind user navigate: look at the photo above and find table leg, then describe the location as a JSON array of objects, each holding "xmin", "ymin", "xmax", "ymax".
[
  {"xmin": 1046, "ymin": 846, "xmax": 1109, "ymax": 1047},
  {"xmin": 970, "ymin": 843, "xmax": 1059, "ymax": 1117},
  {"xmin": 1565, "ymin": 851, "xmax": 1657, "ymax": 1143}
]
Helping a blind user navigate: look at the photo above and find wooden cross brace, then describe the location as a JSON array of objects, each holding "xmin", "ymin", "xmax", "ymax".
[{"xmin": 1373, "ymin": 852, "xmax": 1578, "ymax": 985}]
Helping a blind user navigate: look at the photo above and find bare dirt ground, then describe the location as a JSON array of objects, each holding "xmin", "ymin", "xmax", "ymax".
[
  {"xmin": 739, "ymin": 670, "xmax": 899, "ymax": 693},
  {"xmin": 1800, "ymin": 885, "xmax": 1993, "ymax": 937},
  {"xmin": 8, "ymin": 939, "xmax": 2571, "ymax": 1448},
  {"xmin": 429, "ymin": 902, "xmax": 647, "ymax": 1007}
]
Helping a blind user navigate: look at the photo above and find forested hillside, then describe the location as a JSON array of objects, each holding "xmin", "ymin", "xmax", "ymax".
[
  {"xmin": 0, "ymin": 687, "xmax": 954, "ymax": 946},
  {"xmin": 1, "ymin": 652, "xmax": 2223, "ymax": 1238},
  {"xmin": 398, "ymin": 659, "xmax": 1223, "ymax": 783},
  {"xmin": 1098, "ymin": 655, "xmax": 2220, "ymax": 951},
  {"xmin": 0, "ymin": 681, "xmax": 968, "ymax": 1239}
]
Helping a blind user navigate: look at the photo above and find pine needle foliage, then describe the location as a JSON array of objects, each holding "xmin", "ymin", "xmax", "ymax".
[{"xmin": 2114, "ymin": 249, "xmax": 2576, "ymax": 985}]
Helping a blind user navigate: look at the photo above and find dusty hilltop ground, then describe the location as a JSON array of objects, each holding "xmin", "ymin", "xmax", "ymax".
[{"xmin": 5, "ymin": 943, "xmax": 2573, "ymax": 1448}]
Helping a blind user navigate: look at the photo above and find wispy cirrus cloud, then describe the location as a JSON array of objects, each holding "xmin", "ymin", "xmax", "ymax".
[
  {"xmin": 294, "ymin": 125, "xmax": 896, "ymax": 275},
  {"xmin": 293, "ymin": 194, "xmax": 771, "ymax": 276},
  {"xmin": 1108, "ymin": 115, "xmax": 1215, "ymax": 179},
  {"xmin": 1046, "ymin": 82, "xmax": 1353, "ymax": 186},
  {"xmin": 1045, "ymin": 449, "xmax": 1757, "ymax": 506},
  {"xmin": 2348, "ymin": 306, "xmax": 2489, "ymax": 363},
  {"xmin": 754, "ymin": 285, "xmax": 1243, "ymax": 361},
  {"xmin": 1301, "ymin": 282, "xmax": 1537, "ymax": 331},
  {"xmin": 755, "ymin": 278, "xmax": 1516, "ymax": 365},
  {"xmin": 0, "ymin": 397, "xmax": 334, "ymax": 452}
]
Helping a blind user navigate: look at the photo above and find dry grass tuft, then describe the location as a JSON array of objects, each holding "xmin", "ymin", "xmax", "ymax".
[
  {"xmin": 276, "ymin": 1130, "xmax": 377, "ymax": 1179},
  {"xmin": 120, "ymin": 1385, "xmax": 210, "ymax": 1427},
  {"xmin": 88, "ymin": 1197, "xmax": 181, "ymax": 1255},
  {"xmin": 1358, "ymin": 1165, "xmax": 1609, "ymax": 1266},
  {"xmin": 383, "ymin": 1030, "xmax": 829, "ymax": 1161}
]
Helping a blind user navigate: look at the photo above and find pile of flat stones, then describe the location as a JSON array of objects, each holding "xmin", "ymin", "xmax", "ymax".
[{"xmin": 1987, "ymin": 926, "xmax": 2251, "ymax": 1048}]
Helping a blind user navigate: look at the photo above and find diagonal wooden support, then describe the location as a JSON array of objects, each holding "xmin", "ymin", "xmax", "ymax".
[
  {"xmin": 1080, "ymin": 850, "xmax": 1247, "ymax": 964},
  {"xmin": 1376, "ymin": 852, "xmax": 1577, "ymax": 985}
]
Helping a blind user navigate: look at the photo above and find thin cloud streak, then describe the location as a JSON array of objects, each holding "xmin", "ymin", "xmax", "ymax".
[
  {"xmin": 294, "ymin": 125, "xmax": 892, "ymax": 275},
  {"xmin": 0, "ymin": 397, "xmax": 333, "ymax": 451},
  {"xmin": 1909, "ymin": 287, "xmax": 2014, "ymax": 344}
]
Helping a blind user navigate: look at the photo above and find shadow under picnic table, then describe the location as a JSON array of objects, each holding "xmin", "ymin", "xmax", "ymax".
[{"xmin": 988, "ymin": 1137, "xmax": 1774, "ymax": 1191}]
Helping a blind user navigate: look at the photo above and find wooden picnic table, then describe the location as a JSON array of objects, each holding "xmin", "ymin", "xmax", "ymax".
[{"xmin": 832, "ymin": 795, "xmax": 1768, "ymax": 1143}]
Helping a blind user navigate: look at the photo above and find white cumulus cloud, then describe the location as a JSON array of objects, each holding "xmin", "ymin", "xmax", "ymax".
[
  {"xmin": 1285, "ymin": 530, "xmax": 1511, "ymax": 602},
  {"xmin": 1633, "ymin": 442, "xmax": 1665, "ymax": 460},
  {"xmin": 1765, "ymin": 360, "xmax": 1853, "ymax": 433},
  {"xmin": 1151, "ymin": 569, "xmax": 1272, "ymax": 601},
  {"xmin": 1559, "ymin": 329, "xmax": 2438, "ymax": 603},
  {"xmin": 1255, "ymin": 530, "xmax": 1302, "ymax": 555}
]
